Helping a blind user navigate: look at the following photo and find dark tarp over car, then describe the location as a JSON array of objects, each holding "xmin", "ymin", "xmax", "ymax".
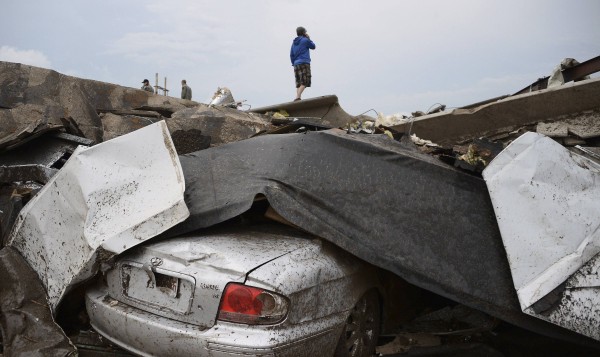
[{"xmin": 168, "ymin": 129, "xmax": 596, "ymax": 346}]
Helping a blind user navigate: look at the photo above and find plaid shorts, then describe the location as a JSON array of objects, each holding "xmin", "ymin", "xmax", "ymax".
[{"xmin": 294, "ymin": 63, "xmax": 312, "ymax": 88}]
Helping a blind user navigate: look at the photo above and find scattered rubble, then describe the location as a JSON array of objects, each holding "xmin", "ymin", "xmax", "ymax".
[
  {"xmin": 377, "ymin": 305, "xmax": 499, "ymax": 355},
  {"xmin": 390, "ymin": 75, "xmax": 600, "ymax": 148}
]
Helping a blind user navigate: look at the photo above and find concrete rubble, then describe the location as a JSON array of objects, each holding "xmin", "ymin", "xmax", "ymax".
[
  {"xmin": 0, "ymin": 57, "xmax": 599, "ymax": 356},
  {"xmin": 390, "ymin": 76, "xmax": 600, "ymax": 148},
  {"xmin": 0, "ymin": 61, "xmax": 273, "ymax": 154}
]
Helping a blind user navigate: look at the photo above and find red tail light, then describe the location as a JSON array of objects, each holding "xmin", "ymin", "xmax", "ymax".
[{"xmin": 217, "ymin": 283, "xmax": 288, "ymax": 325}]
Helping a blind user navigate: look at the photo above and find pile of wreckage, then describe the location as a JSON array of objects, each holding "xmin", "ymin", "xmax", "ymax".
[{"xmin": 0, "ymin": 55, "xmax": 599, "ymax": 356}]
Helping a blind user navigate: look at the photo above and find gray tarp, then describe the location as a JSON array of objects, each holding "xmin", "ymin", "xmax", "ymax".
[{"xmin": 169, "ymin": 129, "xmax": 597, "ymax": 346}]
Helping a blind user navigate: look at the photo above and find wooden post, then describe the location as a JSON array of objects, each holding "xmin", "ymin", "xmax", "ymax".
[{"xmin": 155, "ymin": 73, "xmax": 158, "ymax": 94}]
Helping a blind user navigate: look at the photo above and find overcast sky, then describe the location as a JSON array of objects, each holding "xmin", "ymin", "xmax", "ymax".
[{"xmin": 2, "ymin": 0, "xmax": 599, "ymax": 116}]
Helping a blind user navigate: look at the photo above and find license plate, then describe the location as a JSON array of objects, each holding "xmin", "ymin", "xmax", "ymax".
[{"xmin": 121, "ymin": 263, "xmax": 195, "ymax": 314}]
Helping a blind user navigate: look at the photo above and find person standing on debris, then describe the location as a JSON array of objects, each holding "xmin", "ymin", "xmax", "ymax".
[
  {"xmin": 141, "ymin": 79, "xmax": 154, "ymax": 94},
  {"xmin": 181, "ymin": 80, "xmax": 192, "ymax": 100},
  {"xmin": 290, "ymin": 26, "xmax": 315, "ymax": 101}
]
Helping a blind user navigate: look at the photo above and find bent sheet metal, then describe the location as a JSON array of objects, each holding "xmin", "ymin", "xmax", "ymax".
[
  {"xmin": 8, "ymin": 121, "xmax": 189, "ymax": 310},
  {"xmin": 483, "ymin": 132, "xmax": 600, "ymax": 340}
]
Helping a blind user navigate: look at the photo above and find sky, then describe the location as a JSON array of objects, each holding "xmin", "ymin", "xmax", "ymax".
[{"xmin": 1, "ymin": 0, "xmax": 599, "ymax": 116}]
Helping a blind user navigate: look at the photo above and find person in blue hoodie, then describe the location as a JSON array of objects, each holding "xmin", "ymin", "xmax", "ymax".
[{"xmin": 290, "ymin": 26, "xmax": 316, "ymax": 101}]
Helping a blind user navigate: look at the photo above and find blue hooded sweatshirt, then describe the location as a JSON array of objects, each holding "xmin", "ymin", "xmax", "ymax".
[{"xmin": 290, "ymin": 36, "xmax": 316, "ymax": 66}]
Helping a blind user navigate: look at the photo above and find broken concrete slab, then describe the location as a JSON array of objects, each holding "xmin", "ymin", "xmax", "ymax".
[
  {"xmin": 0, "ymin": 62, "xmax": 193, "ymax": 115},
  {"xmin": 565, "ymin": 110, "xmax": 600, "ymax": 139},
  {"xmin": 170, "ymin": 129, "xmax": 211, "ymax": 154},
  {"xmin": 249, "ymin": 95, "xmax": 371, "ymax": 129},
  {"xmin": 0, "ymin": 103, "xmax": 64, "ymax": 151},
  {"xmin": 99, "ymin": 112, "xmax": 156, "ymax": 141},
  {"xmin": 101, "ymin": 104, "xmax": 270, "ymax": 149},
  {"xmin": 168, "ymin": 104, "xmax": 271, "ymax": 146},
  {"xmin": 98, "ymin": 109, "xmax": 162, "ymax": 119},
  {"xmin": 390, "ymin": 78, "xmax": 600, "ymax": 146},
  {"xmin": 137, "ymin": 94, "xmax": 191, "ymax": 117},
  {"xmin": 0, "ymin": 61, "xmax": 197, "ymax": 145},
  {"xmin": 7, "ymin": 121, "xmax": 189, "ymax": 310},
  {"xmin": 536, "ymin": 121, "xmax": 569, "ymax": 138},
  {"xmin": 0, "ymin": 63, "xmax": 102, "ymax": 142},
  {"xmin": 0, "ymin": 61, "xmax": 278, "ymax": 154}
]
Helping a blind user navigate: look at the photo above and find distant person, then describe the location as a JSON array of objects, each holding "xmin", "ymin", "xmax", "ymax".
[
  {"xmin": 181, "ymin": 80, "xmax": 192, "ymax": 100},
  {"xmin": 290, "ymin": 26, "xmax": 315, "ymax": 101},
  {"xmin": 141, "ymin": 79, "xmax": 154, "ymax": 93}
]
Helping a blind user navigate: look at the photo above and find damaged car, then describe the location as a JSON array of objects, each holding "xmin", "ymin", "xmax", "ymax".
[{"xmin": 85, "ymin": 223, "xmax": 384, "ymax": 357}]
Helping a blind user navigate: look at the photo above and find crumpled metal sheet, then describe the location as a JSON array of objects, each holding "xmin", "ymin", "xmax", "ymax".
[
  {"xmin": 483, "ymin": 132, "xmax": 600, "ymax": 340},
  {"xmin": 209, "ymin": 87, "xmax": 237, "ymax": 107},
  {"xmin": 7, "ymin": 120, "xmax": 189, "ymax": 310},
  {"xmin": 537, "ymin": 253, "xmax": 600, "ymax": 341}
]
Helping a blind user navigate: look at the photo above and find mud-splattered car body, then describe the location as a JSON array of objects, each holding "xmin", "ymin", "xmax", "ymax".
[{"xmin": 85, "ymin": 224, "xmax": 381, "ymax": 356}]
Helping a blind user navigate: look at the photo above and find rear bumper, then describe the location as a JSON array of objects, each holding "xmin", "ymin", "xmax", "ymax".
[{"xmin": 85, "ymin": 287, "xmax": 344, "ymax": 357}]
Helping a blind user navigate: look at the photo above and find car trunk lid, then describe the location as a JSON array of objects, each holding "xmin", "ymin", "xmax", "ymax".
[{"xmin": 105, "ymin": 229, "xmax": 312, "ymax": 328}]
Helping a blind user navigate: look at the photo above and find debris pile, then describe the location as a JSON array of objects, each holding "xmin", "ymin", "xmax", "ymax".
[{"xmin": 1, "ymin": 56, "xmax": 599, "ymax": 356}]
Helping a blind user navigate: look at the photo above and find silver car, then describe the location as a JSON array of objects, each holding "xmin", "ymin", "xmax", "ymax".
[{"xmin": 85, "ymin": 224, "xmax": 383, "ymax": 356}]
